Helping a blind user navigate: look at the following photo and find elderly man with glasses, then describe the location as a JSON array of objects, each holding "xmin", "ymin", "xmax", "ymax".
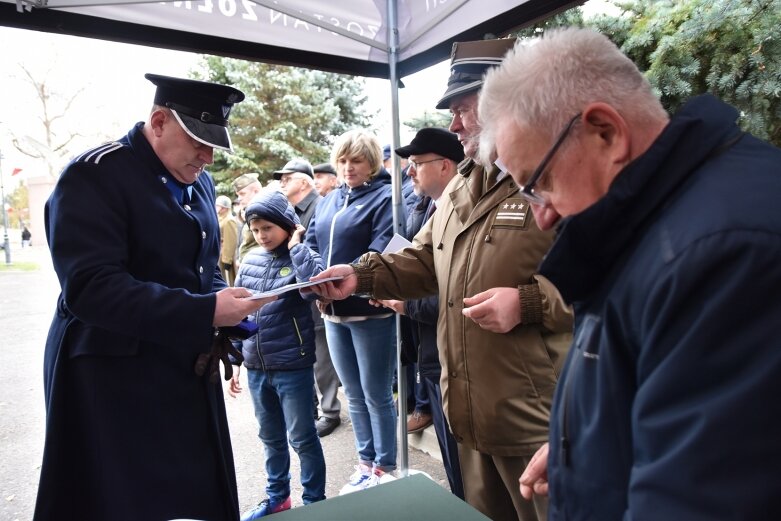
[
  {"xmin": 309, "ymin": 38, "xmax": 573, "ymax": 521},
  {"xmin": 478, "ymin": 27, "xmax": 781, "ymax": 520},
  {"xmin": 273, "ymin": 158, "xmax": 343, "ymax": 438}
]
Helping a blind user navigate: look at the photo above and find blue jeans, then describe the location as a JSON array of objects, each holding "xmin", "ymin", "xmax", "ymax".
[
  {"xmin": 325, "ymin": 317, "xmax": 397, "ymax": 470},
  {"xmin": 246, "ymin": 367, "xmax": 326, "ymax": 504}
]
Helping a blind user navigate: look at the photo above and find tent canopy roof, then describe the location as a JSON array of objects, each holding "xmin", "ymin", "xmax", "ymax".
[{"xmin": 0, "ymin": 0, "xmax": 580, "ymax": 78}]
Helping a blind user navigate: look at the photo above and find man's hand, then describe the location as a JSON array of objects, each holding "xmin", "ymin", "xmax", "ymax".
[
  {"xmin": 213, "ymin": 287, "xmax": 276, "ymax": 327},
  {"xmin": 315, "ymin": 298, "xmax": 332, "ymax": 314},
  {"xmin": 227, "ymin": 364, "xmax": 242, "ymax": 398},
  {"xmin": 307, "ymin": 264, "xmax": 358, "ymax": 300},
  {"xmin": 462, "ymin": 287, "xmax": 521, "ymax": 333},
  {"xmin": 370, "ymin": 298, "xmax": 405, "ymax": 315},
  {"xmin": 520, "ymin": 442, "xmax": 549, "ymax": 500}
]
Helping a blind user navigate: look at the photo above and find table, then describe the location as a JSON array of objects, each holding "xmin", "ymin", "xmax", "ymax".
[{"xmin": 274, "ymin": 473, "xmax": 490, "ymax": 520}]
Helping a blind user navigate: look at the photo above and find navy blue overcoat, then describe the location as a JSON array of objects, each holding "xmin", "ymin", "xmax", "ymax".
[{"xmin": 34, "ymin": 122, "xmax": 238, "ymax": 521}]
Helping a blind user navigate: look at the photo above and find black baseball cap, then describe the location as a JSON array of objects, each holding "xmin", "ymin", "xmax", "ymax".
[
  {"xmin": 395, "ymin": 128, "xmax": 465, "ymax": 163},
  {"xmin": 272, "ymin": 158, "xmax": 314, "ymax": 180}
]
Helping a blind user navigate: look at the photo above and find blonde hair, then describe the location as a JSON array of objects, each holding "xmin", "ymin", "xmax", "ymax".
[
  {"xmin": 478, "ymin": 27, "xmax": 667, "ymax": 164},
  {"xmin": 330, "ymin": 130, "xmax": 382, "ymax": 179}
]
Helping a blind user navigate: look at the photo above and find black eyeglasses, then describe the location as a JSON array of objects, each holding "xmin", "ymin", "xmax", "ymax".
[
  {"xmin": 513, "ymin": 113, "xmax": 581, "ymax": 205},
  {"xmin": 408, "ymin": 157, "xmax": 445, "ymax": 170}
]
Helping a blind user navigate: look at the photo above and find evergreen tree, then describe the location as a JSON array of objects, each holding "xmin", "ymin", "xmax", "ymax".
[
  {"xmin": 194, "ymin": 57, "xmax": 374, "ymax": 194},
  {"xmin": 588, "ymin": 0, "xmax": 781, "ymax": 145},
  {"xmin": 403, "ymin": 110, "xmax": 452, "ymax": 132}
]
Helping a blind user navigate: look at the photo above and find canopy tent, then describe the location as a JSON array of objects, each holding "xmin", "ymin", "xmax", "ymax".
[
  {"xmin": 0, "ymin": 0, "xmax": 581, "ymax": 472},
  {"xmin": 0, "ymin": 0, "xmax": 579, "ymax": 78}
]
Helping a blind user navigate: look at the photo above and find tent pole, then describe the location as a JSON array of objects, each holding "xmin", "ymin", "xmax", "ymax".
[{"xmin": 386, "ymin": 0, "xmax": 408, "ymax": 476}]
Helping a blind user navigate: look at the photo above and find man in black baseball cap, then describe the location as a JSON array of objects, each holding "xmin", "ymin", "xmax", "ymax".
[
  {"xmin": 272, "ymin": 158, "xmax": 314, "ymax": 180},
  {"xmin": 145, "ymin": 73, "xmax": 245, "ymax": 153},
  {"xmin": 395, "ymin": 127, "xmax": 465, "ymax": 164},
  {"xmin": 395, "ymin": 127, "xmax": 464, "ymax": 199}
]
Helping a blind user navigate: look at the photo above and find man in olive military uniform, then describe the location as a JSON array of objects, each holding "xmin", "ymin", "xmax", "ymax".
[
  {"xmin": 233, "ymin": 172, "xmax": 263, "ymax": 264},
  {"xmin": 310, "ymin": 39, "xmax": 573, "ymax": 521}
]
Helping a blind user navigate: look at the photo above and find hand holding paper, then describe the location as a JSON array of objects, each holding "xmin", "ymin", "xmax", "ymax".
[
  {"xmin": 308, "ymin": 266, "xmax": 358, "ymax": 299},
  {"xmin": 246, "ymin": 276, "xmax": 345, "ymax": 300}
]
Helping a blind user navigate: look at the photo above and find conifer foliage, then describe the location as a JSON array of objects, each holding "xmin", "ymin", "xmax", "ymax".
[
  {"xmin": 589, "ymin": 0, "xmax": 781, "ymax": 145},
  {"xmin": 196, "ymin": 57, "xmax": 373, "ymax": 193}
]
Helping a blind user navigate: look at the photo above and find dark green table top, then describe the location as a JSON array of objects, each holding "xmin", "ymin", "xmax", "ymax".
[{"xmin": 273, "ymin": 473, "xmax": 490, "ymax": 520}]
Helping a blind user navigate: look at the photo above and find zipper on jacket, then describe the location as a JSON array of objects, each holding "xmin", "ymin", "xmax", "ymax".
[
  {"xmin": 292, "ymin": 317, "xmax": 306, "ymax": 356},
  {"xmin": 254, "ymin": 252, "xmax": 279, "ymax": 370},
  {"xmin": 327, "ymin": 188, "xmax": 351, "ymax": 267}
]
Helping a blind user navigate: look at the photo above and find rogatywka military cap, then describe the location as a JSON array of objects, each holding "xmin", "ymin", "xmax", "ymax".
[
  {"xmin": 435, "ymin": 38, "xmax": 517, "ymax": 110},
  {"xmin": 145, "ymin": 73, "xmax": 245, "ymax": 153}
]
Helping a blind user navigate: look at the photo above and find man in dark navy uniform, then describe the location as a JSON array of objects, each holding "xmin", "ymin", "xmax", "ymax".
[{"xmin": 35, "ymin": 74, "xmax": 275, "ymax": 521}]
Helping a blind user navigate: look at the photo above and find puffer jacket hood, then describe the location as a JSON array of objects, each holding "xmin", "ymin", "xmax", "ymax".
[{"xmin": 244, "ymin": 190, "xmax": 300, "ymax": 232}]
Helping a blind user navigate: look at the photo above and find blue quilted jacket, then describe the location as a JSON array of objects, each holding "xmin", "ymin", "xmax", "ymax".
[{"xmin": 235, "ymin": 242, "xmax": 323, "ymax": 371}]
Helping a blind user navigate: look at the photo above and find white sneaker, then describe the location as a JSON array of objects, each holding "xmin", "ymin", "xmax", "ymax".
[
  {"xmin": 339, "ymin": 465, "xmax": 373, "ymax": 495},
  {"xmin": 373, "ymin": 467, "xmax": 398, "ymax": 485}
]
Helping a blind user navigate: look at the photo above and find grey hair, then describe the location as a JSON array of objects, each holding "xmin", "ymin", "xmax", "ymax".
[
  {"xmin": 288, "ymin": 172, "xmax": 316, "ymax": 188},
  {"xmin": 478, "ymin": 27, "xmax": 667, "ymax": 165}
]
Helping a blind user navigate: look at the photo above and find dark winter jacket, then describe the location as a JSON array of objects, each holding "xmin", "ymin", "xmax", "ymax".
[
  {"xmin": 400, "ymin": 196, "xmax": 440, "ymax": 379},
  {"xmin": 237, "ymin": 190, "xmax": 321, "ymax": 371},
  {"xmin": 236, "ymin": 243, "xmax": 321, "ymax": 371},
  {"xmin": 541, "ymin": 95, "xmax": 781, "ymax": 520},
  {"xmin": 305, "ymin": 168, "xmax": 400, "ymax": 316},
  {"xmin": 37, "ymin": 122, "xmax": 237, "ymax": 521}
]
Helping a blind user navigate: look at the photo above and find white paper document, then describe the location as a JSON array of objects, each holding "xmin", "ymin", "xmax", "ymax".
[
  {"xmin": 382, "ymin": 233, "xmax": 413, "ymax": 254},
  {"xmin": 246, "ymin": 276, "xmax": 344, "ymax": 300}
]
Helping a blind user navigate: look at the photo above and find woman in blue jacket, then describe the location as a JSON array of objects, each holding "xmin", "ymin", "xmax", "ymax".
[{"xmin": 305, "ymin": 130, "xmax": 398, "ymax": 493}]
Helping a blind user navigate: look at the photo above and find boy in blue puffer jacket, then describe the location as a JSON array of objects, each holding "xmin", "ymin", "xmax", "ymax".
[{"xmin": 229, "ymin": 190, "xmax": 326, "ymax": 519}]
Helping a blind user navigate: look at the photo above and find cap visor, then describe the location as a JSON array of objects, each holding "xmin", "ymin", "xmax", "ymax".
[
  {"xmin": 435, "ymin": 80, "xmax": 483, "ymax": 109},
  {"xmin": 394, "ymin": 144, "xmax": 419, "ymax": 158},
  {"xmin": 172, "ymin": 110, "xmax": 233, "ymax": 153}
]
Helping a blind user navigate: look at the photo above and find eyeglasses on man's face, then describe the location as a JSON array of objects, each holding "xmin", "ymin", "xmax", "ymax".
[
  {"xmin": 279, "ymin": 175, "xmax": 304, "ymax": 187},
  {"xmin": 497, "ymin": 113, "xmax": 581, "ymax": 206},
  {"xmin": 408, "ymin": 157, "xmax": 445, "ymax": 170}
]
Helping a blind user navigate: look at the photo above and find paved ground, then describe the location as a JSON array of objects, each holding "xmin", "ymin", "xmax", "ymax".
[{"xmin": 0, "ymin": 244, "xmax": 449, "ymax": 520}]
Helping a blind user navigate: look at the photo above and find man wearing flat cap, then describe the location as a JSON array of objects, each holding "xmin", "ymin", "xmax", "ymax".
[
  {"xmin": 310, "ymin": 40, "xmax": 573, "ymax": 521},
  {"xmin": 37, "ymin": 74, "xmax": 274, "ymax": 521},
  {"xmin": 312, "ymin": 162, "xmax": 339, "ymax": 197}
]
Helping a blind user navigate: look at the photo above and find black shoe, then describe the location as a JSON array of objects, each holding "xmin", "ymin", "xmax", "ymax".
[{"xmin": 316, "ymin": 416, "xmax": 340, "ymax": 437}]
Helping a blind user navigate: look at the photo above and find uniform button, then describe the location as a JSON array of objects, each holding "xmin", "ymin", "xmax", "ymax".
[
  {"xmin": 160, "ymin": 176, "xmax": 167, "ymax": 184},
  {"xmin": 450, "ymin": 372, "xmax": 457, "ymax": 378},
  {"xmin": 484, "ymin": 234, "xmax": 491, "ymax": 243},
  {"xmin": 447, "ymin": 300, "xmax": 454, "ymax": 307},
  {"xmin": 201, "ymin": 231, "xmax": 206, "ymax": 239},
  {"xmin": 184, "ymin": 204, "xmax": 192, "ymax": 211},
  {"xmin": 199, "ymin": 266, "xmax": 204, "ymax": 273}
]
